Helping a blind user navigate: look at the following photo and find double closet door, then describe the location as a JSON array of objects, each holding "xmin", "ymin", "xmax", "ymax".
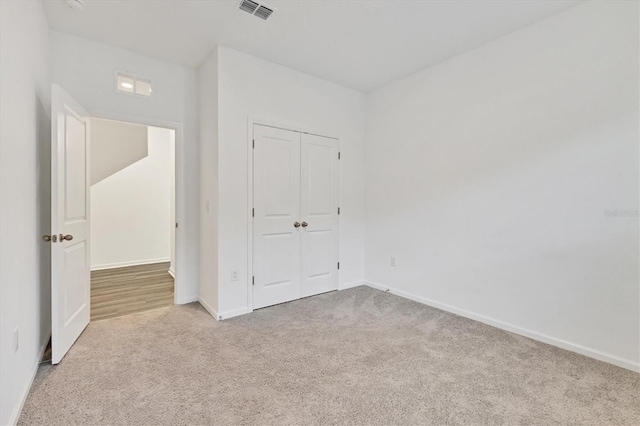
[{"xmin": 253, "ymin": 124, "xmax": 339, "ymax": 309}]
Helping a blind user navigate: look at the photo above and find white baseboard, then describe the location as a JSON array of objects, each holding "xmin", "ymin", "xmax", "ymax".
[
  {"xmin": 91, "ymin": 258, "xmax": 171, "ymax": 271},
  {"xmin": 198, "ymin": 298, "xmax": 251, "ymax": 321},
  {"xmin": 168, "ymin": 267, "xmax": 176, "ymax": 278},
  {"xmin": 218, "ymin": 307, "xmax": 252, "ymax": 320},
  {"xmin": 197, "ymin": 297, "xmax": 251, "ymax": 321},
  {"xmin": 365, "ymin": 281, "xmax": 388, "ymax": 292},
  {"xmin": 338, "ymin": 280, "xmax": 365, "ymax": 291},
  {"xmin": 198, "ymin": 296, "xmax": 220, "ymax": 320},
  {"xmin": 176, "ymin": 295, "xmax": 198, "ymax": 305},
  {"xmin": 364, "ymin": 280, "xmax": 640, "ymax": 373},
  {"xmin": 8, "ymin": 332, "xmax": 50, "ymax": 425}
]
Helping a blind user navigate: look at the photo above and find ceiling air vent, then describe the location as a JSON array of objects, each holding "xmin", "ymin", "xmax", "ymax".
[
  {"xmin": 238, "ymin": 0, "xmax": 259, "ymax": 14},
  {"xmin": 254, "ymin": 5, "xmax": 273, "ymax": 20},
  {"xmin": 238, "ymin": 0, "xmax": 275, "ymax": 20}
]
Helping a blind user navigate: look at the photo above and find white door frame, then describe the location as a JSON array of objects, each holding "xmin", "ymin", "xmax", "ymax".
[
  {"xmin": 90, "ymin": 109, "xmax": 185, "ymax": 305},
  {"xmin": 247, "ymin": 117, "xmax": 340, "ymax": 311}
]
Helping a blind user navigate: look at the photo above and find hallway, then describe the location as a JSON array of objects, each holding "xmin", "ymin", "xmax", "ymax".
[{"xmin": 91, "ymin": 262, "xmax": 174, "ymax": 321}]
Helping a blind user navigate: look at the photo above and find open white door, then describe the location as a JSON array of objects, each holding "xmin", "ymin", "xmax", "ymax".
[{"xmin": 50, "ymin": 84, "xmax": 91, "ymax": 364}]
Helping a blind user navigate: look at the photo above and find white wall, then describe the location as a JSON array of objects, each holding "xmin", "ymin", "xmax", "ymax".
[
  {"xmin": 0, "ymin": 1, "xmax": 51, "ymax": 424},
  {"xmin": 50, "ymin": 31, "xmax": 199, "ymax": 303},
  {"xmin": 199, "ymin": 47, "xmax": 367, "ymax": 317},
  {"xmin": 91, "ymin": 125, "xmax": 174, "ymax": 270},
  {"xmin": 365, "ymin": 0, "xmax": 639, "ymax": 371},
  {"xmin": 199, "ymin": 49, "xmax": 219, "ymax": 315},
  {"xmin": 90, "ymin": 117, "xmax": 148, "ymax": 186}
]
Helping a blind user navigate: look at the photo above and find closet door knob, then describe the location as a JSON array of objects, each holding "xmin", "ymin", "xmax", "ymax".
[
  {"xmin": 301, "ymin": 222, "xmax": 308, "ymax": 228},
  {"xmin": 294, "ymin": 222, "xmax": 301, "ymax": 228}
]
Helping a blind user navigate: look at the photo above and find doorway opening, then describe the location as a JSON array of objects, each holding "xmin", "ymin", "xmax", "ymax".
[{"xmin": 89, "ymin": 118, "xmax": 176, "ymax": 321}]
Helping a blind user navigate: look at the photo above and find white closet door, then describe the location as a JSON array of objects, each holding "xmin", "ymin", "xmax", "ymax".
[
  {"xmin": 300, "ymin": 133, "xmax": 339, "ymax": 297},
  {"xmin": 253, "ymin": 125, "xmax": 302, "ymax": 309}
]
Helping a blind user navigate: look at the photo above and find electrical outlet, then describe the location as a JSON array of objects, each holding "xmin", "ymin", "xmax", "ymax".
[
  {"xmin": 390, "ymin": 256, "xmax": 397, "ymax": 267},
  {"xmin": 231, "ymin": 269, "xmax": 239, "ymax": 281},
  {"xmin": 13, "ymin": 328, "xmax": 18, "ymax": 352}
]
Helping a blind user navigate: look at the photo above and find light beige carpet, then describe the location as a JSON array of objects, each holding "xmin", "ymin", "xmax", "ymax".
[{"xmin": 19, "ymin": 286, "xmax": 639, "ymax": 425}]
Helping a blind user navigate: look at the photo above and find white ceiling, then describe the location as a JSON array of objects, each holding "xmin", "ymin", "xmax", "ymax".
[{"xmin": 43, "ymin": 0, "xmax": 582, "ymax": 92}]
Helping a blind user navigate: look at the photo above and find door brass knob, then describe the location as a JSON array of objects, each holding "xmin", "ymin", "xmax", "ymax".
[
  {"xmin": 59, "ymin": 234, "xmax": 73, "ymax": 241},
  {"xmin": 294, "ymin": 222, "xmax": 301, "ymax": 228},
  {"xmin": 42, "ymin": 235, "xmax": 52, "ymax": 242},
  {"xmin": 301, "ymin": 222, "xmax": 308, "ymax": 228}
]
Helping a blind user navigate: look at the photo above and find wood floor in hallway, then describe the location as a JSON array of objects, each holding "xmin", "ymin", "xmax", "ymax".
[{"xmin": 91, "ymin": 262, "xmax": 174, "ymax": 321}]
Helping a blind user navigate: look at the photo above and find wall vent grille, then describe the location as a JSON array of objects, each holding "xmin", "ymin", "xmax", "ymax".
[
  {"xmin": 115, "ymin": 73, "xmax": 152, "ymax": 97},
  {"xmin": 238, "ymin": 0, "xmax": 275, "ymax": 20}
]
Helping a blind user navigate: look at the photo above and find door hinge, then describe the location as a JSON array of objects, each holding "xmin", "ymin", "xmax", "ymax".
[
  {"xmin": 175, "ymin": 222, "xmax": 178, "ymax": 228},
  {"xmin": 338, "ymin": 207, "xmax": 340, "ymax": 215},
  {"xmin": 252, "ymin": 208, "xmax": 255, "ymax": 217},
  {"xmin": 252, "ymin": 276, "xmax": 255, "ymax": 286},
  {"xmin": 338, "ymin": 152, "xmax": 341, "ymax": 160},
  {"xmin": 253, "ymin": 139, "xmax": 255, "ymax": 149},
  {"xmin": 337, "ymin": 262, "xmax": 340, "ymax": 270}
]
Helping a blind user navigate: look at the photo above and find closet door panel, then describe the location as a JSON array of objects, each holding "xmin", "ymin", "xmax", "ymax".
[
  {"xmin": 300, "ymin": 133, "xmax": 339, "ymax": 297},
  {"xmin": 253, "ymin": 125, "xmax": 302, "ymax": 309}
]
